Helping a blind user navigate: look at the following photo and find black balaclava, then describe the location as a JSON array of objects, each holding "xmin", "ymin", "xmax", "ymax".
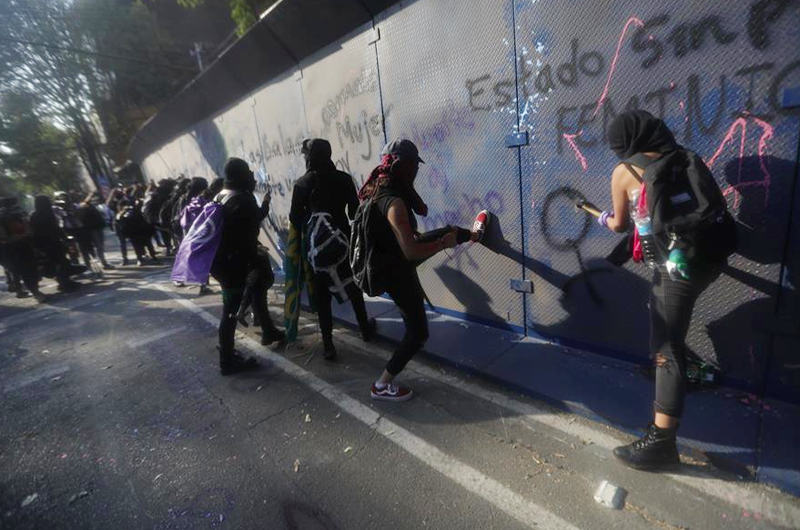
[
  {"xmin": 34, "ymin": 195, "xmax": 53, "ymax": 214},
  {"xmin": 204, "ymin": 178, "xmax": 224, "ymax": 200},
  {"xmin": 187, "ymin": 177, "xmax": 209, "ymax": 199},
  {"xmin": 224, "ymin": 157, "xmax": 255, "ymax": 192},
  {"xmin": 607, "ymin": 110, "xmax": 679, "ymax": 160},
  {"xmin": 301, "ymin": 138, "xmax": 336, "ymax": 172}
]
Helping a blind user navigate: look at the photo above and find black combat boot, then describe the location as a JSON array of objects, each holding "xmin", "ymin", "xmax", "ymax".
[
  {"xmin": 218, "ymin": 346, "xmax": 258, "ymax": 376},
  {"xmin": 260, "ymin": 327, "xmax": 286, "ymax": 346},
  {"xmin": 613, "ymin": 423, "xmax": 680, "ymax": 471}
]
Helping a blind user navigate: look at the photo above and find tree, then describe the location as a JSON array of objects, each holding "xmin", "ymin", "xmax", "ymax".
[
  {"xmin": 68, "ymin": 0, "xmax": 198, "ymax": 165},
  {"xmin": 0, "ymin": 0, "xmax": 113, "ymax": 192},
  {"xmin": 0, "ymin": 90, "xmax": 83, "ymax": 196},
  {"xmin": 172, "ymin": 0, "xmax": 275, "ymax": 37}
]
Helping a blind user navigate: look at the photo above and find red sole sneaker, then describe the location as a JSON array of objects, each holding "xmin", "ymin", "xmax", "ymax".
[{"xmin": 371, "ymin": 384, "xmax": 414, "ymax": 402}]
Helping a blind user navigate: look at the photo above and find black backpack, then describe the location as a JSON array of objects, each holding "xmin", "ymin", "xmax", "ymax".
[
  {"xmin": 349, "ymin": 194, "xmax": 401, "ymax": 297},
  {"xmin": 624, "ymin": 149, "xmax": 736, "ymax": 265},
  {"xmin": 305, "ymin": 173, "xmax": 350, "ymax": 275},
  {"xmin": 142, "ymin": 193, "xmax": 162, "ymax": 226}
]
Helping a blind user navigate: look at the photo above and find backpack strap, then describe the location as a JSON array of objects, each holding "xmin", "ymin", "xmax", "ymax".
[
  {"xmin": 214, "ymin": 190, "xmax": 239, "ymax": 205},
  {"xmin": 623, "ymin": 152, "xmax": 656, "ymax": 170},
  {"xmin": 623, "ymin": 163, "xmax": 644, "ymax": 185}
]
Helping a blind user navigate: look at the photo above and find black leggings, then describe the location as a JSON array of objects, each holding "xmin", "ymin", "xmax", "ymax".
[
  {"xmin": 219, "ymin": 281, "xmax": 276, "ymax": 359},
  {"xmin": 131, "ymin": 237, "xmax": 157, "ymax": 261},
  {"xmin": 311, "ymin": 272, "xmax": 369, "ymax": 347},
  {"xmin": 384, "ymin": 269, "xmax": 429, "ymax": 376},
  {"xmin": 6, "ymin": 241, "xmax": 40, "ymax": 294},
  {"xmin": 649, "ymin": 265, "xmax": 720, "ymax": 417},
  {"xmin": 115, "ymin": 228, "xmax": 128, "ymax": 261},
  {"xmin": 379, "ymin": 226, "xmax": 470, "ymax": 375}
]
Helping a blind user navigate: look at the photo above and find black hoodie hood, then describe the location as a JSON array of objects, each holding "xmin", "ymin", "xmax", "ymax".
[
  {"xmin": 34, "ymin": 195, "xmax": 53, "ymax": 213},
  {"xmin": 607, "ymin": 110, "xmax": 679, "ymax": 160},
  {"xmin": 301, "ymin": 138, "xmax": 336, "ymax": 172},
  {"xmin": 224, "ymin": 157, "xmax": 255, "ymax": 192}
]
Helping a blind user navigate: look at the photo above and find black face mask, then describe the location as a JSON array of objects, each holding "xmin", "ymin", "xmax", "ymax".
[
  {"xmin": 607, "ymin": 110, "xmax": 679, "ymax": 160},
  {"xmin": 302, "ymin": 138, "xmax": 334, "ymax": 171}
]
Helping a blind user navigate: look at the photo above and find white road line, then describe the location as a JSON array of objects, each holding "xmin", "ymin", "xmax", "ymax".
[
  {"xmin": 3, "ymin": 365, "xmax": 70, "ymax": 394},
  {"xmin": 332, "ymin": 333, "xmax": 800, "ymax": 529},
  {"xmin": 154, "ymin": 282, "xmax": 800, "ymax": 529},
  {"xmin": 127, "ymin": 326, "xmax": 188, "ymax": 349},
  {"xmin": 154, "ymin": 282, "xmax": 580, "ymax": 530}
]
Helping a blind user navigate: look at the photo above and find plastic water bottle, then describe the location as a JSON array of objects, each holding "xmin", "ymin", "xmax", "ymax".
[{"xmin": 630, "ymin": 189, "xmax": 658, "ymax": 268}]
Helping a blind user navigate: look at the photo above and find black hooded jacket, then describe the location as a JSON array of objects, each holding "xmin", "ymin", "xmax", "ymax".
[
  {"xmin": 211, "ymin": 159, "xmax": 268, "ymax": 287},
  {"xmin": 30, "ymin": 195, "xmax": 64, "ymax": 249},
  {"xmin": 289, "ymin": 138, "xmax": 358, "ymax": 236}
]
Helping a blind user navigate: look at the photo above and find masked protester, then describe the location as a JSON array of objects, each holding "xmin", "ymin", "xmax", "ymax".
[
  {"xmin": 30, "ymin": 195, "xmax": 81, "ymax": 291},
  {"xmin": 76, "ymin": 192, "xmax": 114, "ymax": 270},
  {"xmin": 211, "ymin": 158, "xmax": 285, "ymax": 376},
  {"xmin": 289, "ymin": 138, "xmax": 376, "ymax": 359},
  {"xmin": 357, "ymin": 139, "xmax": 490, "ymax": 401},
  {"xmin": 52, "ymin": 191, "xmax": 92, "ymax": 267},
  {"xmin": 107, "ymin": 188, "xmax": 132, "ymax": 265},
  {"xmin": 0, "ymin": 197, "xmax": 45, "ymax": 302},
  {"xmin": 597, "ymin": 110, "xmax": 728, "ymax": 470},
  {"xmin": 180, "ymin": 178, "xmax": 222, "ymax": 296}
]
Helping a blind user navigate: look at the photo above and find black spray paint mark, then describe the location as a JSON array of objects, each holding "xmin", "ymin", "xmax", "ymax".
[
  {"xmin": 540, "ymin": 187, "xmax": 604, "ymax": 305},
  {"xmin": 541, "ymin": 187, "xmax": 592, "ymax": 251}
]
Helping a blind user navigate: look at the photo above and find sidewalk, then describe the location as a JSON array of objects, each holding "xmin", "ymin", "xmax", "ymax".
[{"xmin": 325, "ymin": 292, "xmax": 800, "ymax": 498}]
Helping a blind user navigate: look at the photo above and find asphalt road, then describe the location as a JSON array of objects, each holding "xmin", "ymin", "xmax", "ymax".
[{"xmin": 2, "ymin": 250, "xmax": 800, "ymax": 529}]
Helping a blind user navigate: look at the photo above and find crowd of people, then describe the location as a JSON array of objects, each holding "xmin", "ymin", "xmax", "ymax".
[
  {"xmin": 2, "ymin": 110, "xmax": 733, "ymax": 473},
  {"xmin": 0, "ymin": 177, "xmax": 225, "ymax": 301},
  {"xmin": 200, "ymin": 115, "xmax": 730, "ymax": 472}
]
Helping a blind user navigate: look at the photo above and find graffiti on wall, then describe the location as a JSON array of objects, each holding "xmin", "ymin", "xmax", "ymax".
[{"xmin": 139, "ymin": 0, "xmax": 800, "ymax": 396}]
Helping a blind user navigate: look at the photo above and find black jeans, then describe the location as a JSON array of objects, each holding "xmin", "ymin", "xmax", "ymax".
[
  {"xmin": 115, "ymin": 227, "xmax": 128, "ymax": 261},
  {"xmin": 311, "ymin": 271, "xmax": 369, "ymax": 347},
  {"xmin": 131, "ymin": 236, "xmax": 157, "ymax": 261},
  {"xmin": 649, "ymin": 265, "xmax": 720, "ymax": 417},
  {"xmin": 384, "ymin": 269, "xmax": 429, "ymax": 376},
  {"xmin": 6, "ymin": 241, "xmax": 40, "ymax": 294},
  {"xmin": 219, "ymin": 280, "xmax": 276, "ymax": 361}
]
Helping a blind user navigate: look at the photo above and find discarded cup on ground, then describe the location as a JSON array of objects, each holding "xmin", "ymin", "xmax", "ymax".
[{"xmin": 594, "ymin": 480, "xmax": 627, "ymax": 509}]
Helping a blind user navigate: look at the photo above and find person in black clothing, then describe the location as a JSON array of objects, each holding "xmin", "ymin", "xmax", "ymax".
[
  {"xmin": 53, "ymin": 191, "xmax": 91, "ymax": 267},
  {"xmin": 0, "ymin": 197, "xmax": 45, "ymax": 301},
  {"xmin": 357, "ymin": 139, "xmax": 489, "ymax": 401},
  {"xmin": 76, "ymin": 192, "xmax": 114, "ymax": 270},
  {"xmin": 211, "ymin": 158, "xmax": 285, "ymax": 375},
  {"xmin": 172, "ymin": 177, "xmax": 208, "ymax": 242},
  {"xmin": 30, "ymin": 195, "xmax": 81, "ymax": 291},
  {"xmin": 117, "ymin": 199, "xmax": 160, "ymax": 266},
  {"xmin": 146, "ymin": 180, "xmax": 175, "ymax": 255},
  {"xmin": 289, "ymin": 138, "xmax": 376, "ymax": 359},
  {"xmin": 598, "ymin": 110, "xmax": 724, "ymax": 470},
  {"xmin": 106, "ymin": 188, "xmax": 132, "ymax": 265}
]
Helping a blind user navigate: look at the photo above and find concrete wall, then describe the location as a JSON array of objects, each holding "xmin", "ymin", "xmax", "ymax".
[{"xmin": 134, "ymin": 0, "xmax": 800, "ymax": 403}]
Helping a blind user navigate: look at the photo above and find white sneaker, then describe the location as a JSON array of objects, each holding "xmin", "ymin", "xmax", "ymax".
[
  {"xmin": 371, "ymin": 383, "xmax": 414, "ymax": 402},
  {"xmin": 472, "ymin": 210, "xmax": 492, "ymax": 242}
]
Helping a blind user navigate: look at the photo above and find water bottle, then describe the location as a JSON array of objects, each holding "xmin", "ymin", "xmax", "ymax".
[{"xmin": 630, "ymin": 189, "xmax": 658, "ymax": 268}]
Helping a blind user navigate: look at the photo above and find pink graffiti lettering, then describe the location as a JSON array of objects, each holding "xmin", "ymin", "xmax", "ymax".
[
  {"xmin": 561, "ymin": 16, "xmax": 647, "ymax": 173},
  {"xmin": 563, "ymin": 133, "xmax": 589, "ymax": 171},
  {"xmin": 707, "ymin": 114, "xmax": 774, "ymax": 210},
  {"xmin": 591, "ymin": 16, "xmax": 646, "ymax": 119}
]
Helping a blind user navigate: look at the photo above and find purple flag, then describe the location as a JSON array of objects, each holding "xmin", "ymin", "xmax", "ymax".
[
  {"xmin": 180, "ymin": 196, "xmax": 208, "ymax": 233},
  {"xmin": 171, "ymin": 202, "xmax": 223, "ymax": 285}
]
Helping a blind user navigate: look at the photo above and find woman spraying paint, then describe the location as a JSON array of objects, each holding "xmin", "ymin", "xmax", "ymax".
[{"xmin": 593, "ymin": 110, "xmax": 734, "ymax": 470}]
